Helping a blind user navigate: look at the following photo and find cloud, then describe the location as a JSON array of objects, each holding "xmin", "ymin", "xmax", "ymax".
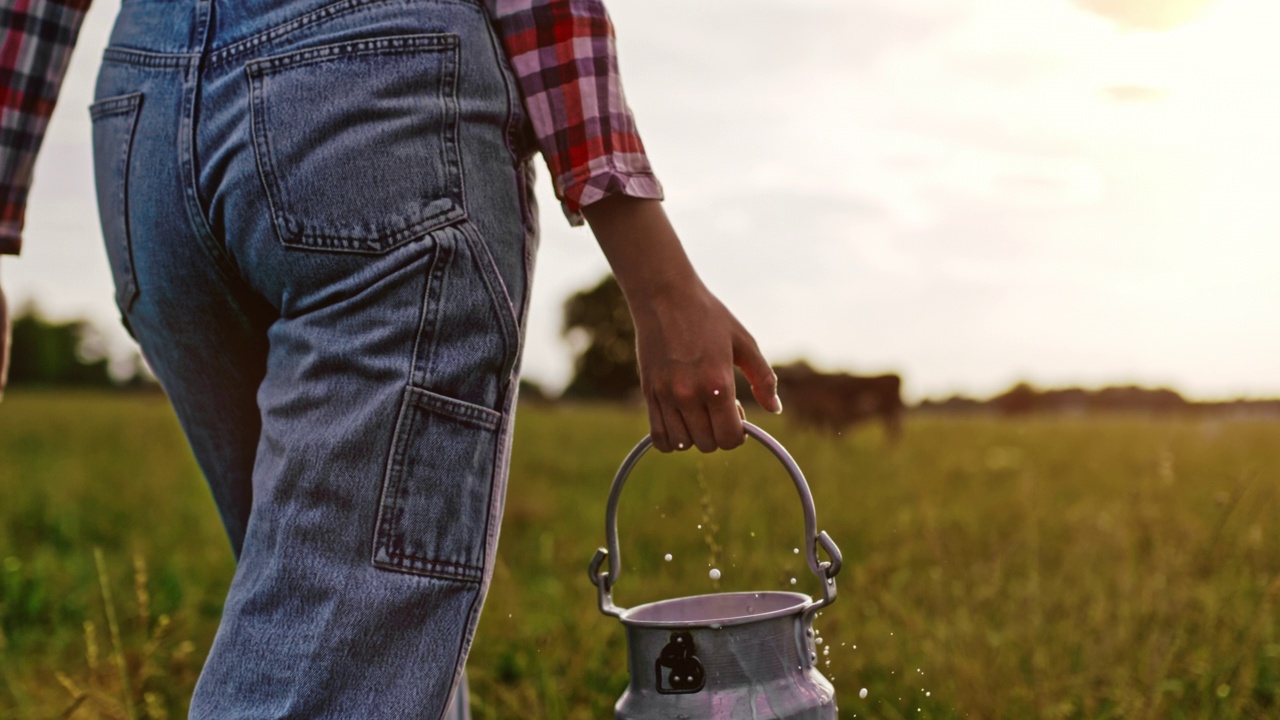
[
  {"xmin": 1103, "ymin": 85, "xmax": 1168, "ymax": 103},
  {"xmin": 1072, "ymin": 0, "xmax": 1219, "ymax": 30}
]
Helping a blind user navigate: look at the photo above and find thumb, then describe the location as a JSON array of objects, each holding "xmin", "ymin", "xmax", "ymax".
[{"xmin": 732, "ymin": 328, "xmax": 781, "ymax": 414}]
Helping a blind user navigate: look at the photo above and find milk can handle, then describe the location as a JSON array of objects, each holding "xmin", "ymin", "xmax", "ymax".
[{"xmin": 589, "ymin": 421, "xmax": 842, "ymax": 610}]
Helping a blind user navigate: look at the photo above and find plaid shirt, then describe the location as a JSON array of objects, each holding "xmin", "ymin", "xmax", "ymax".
[{"xmin": 0, "ymin": 0, "xmax": 662, "ymax": 256}]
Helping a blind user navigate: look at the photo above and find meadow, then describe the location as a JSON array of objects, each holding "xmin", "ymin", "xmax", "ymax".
[{"xmin": 1, "ymin": 390, "xmax": 1277, "ymax": 719}]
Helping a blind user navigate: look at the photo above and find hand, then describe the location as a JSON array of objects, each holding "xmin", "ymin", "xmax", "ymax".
[
  {"xmin": 629, "ymin": 279, "xmax": 778, "ymax": 453},
  {"xmin": 582, "ymin": 196, "xmax": 781, "ymax": 453}
]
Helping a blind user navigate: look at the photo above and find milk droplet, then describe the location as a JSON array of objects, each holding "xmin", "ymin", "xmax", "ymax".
[
  {"xmin": 815, "ymin": 636, "xmax": 823, "ymax": 644},
  {"xmin": 664, "ymin": 553, "xmax": 673, "ymax": 562},
  {"xmin": 794, "ymin": 548, "xmax": 800, "ymax": 554},
  {"xmin": 790, "ymin": 577, "xmax": 797, "ymax": 585},
  {"xmin": 859, "ymin": 688, "xmax": 868, "ymax": 699},
  {"xmin": 709, "ymin": 568, "xmax": 721, "ymax": 580},
  {"xmin": 697, "ymin": 524, "xmax": 702, "ymax": 529},
  {"xmin": 926, "ymin": 692, "xmax": 931, "ymax": 697}
]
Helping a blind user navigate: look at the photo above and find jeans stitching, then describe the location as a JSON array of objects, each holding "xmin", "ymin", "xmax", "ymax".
[
  {"xmin": 246, "ymin": 36, "xmax": 464, "ymax": 251},
  {"xmin": 455, "ymin": 222, "xmax": 519, "ymax": 380},
  {"xmin": 101, "ymin": 47, "xmax": 198, "ymax": 68},
  {"xmin": 89, "ymin": 92, "xmax": 143, "ymax": 119},
  {"xmin": 373, "ymin": 388, "xmax": 420, "ymax": 564},
  {"xmin": 204, "ymin": 0, "xmax": 485, "ymax": 69},
  {"xmin": 245, "ymin": 64, "xmax": 289, "ymax": 253},
  {"xmin": 411, "ymin": 387, "xmax": 502, "ymax": 430},
  {"xmin": 371, "ymin": 390, "xmax": 501, "ymax": 580},
  {"xmin": 373, "ymin": 232, "xmax": 501, "ymax": 581},
  {"xmin": 90, "ymin": 92, "xmax": 144, "ymax": 312},
  {"xmin": 244, "ymin": 33, "xmax": 457, "ymax": 73},
  {"xmin": 414, "ymin": 230, "xmax": 454, "ymax": 389}
]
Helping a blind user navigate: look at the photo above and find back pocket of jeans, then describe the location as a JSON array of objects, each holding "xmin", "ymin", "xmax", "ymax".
[
  {"xmin": 246, "ymin": 34, "xmax": 464, "ymax": 253},
  {"xmin": 90, "ymin": 92, "xmax": 144, "ymax": 313},
  {"xmin": 372, "ymin": 385, "xmax": 503, "ymax": 581}
]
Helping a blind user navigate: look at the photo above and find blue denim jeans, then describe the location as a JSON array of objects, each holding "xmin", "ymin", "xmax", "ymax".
[{"xmin": 90, "ymin": 0, "xmax": 538, "ymax": 716}]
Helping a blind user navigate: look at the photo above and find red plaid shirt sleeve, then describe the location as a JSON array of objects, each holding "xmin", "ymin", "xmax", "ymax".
[
  {"xmin": 489, "ymin": 0, "xmax": 663, "ymax": 225},
  {"xmin": 0, "ymin": 0, "xmax": 661, "ymax": 254},
  {"xmin": 0, "ymin": 0, "xmax": 92, "ymax": 255}
]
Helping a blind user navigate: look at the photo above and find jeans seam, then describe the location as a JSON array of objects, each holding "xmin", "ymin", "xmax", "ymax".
[
  {"xmin": 408, "ymin": 241, "xmax": 445, "ymax": 391},
  {"xmin": 455, "ymin": 222, "xmax": 519, "ymax": 379},
  {"xmin": 245, "ymin": 33, "xmax": 457, "ymax": 73},
  {"xmin": 411, "ymin": 230, "xmax": 454, "ymax": 389},
  {"xmin": 410, "ymin": 386, "xmax": 502, "ymax": 430},
  {"xmin": 90, "ymin": 92, "xmax": 144, "ymax": 313},
  {"xmin": 443, "ymin": 369, "xmax": 518, "ymax": 718},
  {"xmin": 205, "ymin": 0, "xmax": 485, "ymax": 70},
  {"xmin": 372, "ymin": 387, "xmax": 420, "ymax": 563},
  {"xmin": 101, "ymin": 47, "xmax": 198, "ymax": 67},
  {"xmin": 371, "ymin": 390, "xmax": 500, "ymax": 581},
  {"xmin": 183, "ymin": 1, "xmax": 244, "ymax": 286},
  {"xmin": 478, "ymin": 0, "xmax": 524, "ymax": 168}
]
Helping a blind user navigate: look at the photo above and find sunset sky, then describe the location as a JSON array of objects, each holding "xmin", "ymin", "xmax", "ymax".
[{"xmin": 4, "ymin": 0, "xmax": 1278, "ymax": 400}]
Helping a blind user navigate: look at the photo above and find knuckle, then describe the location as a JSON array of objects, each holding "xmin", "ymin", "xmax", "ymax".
[{"xmin": 671, "ymin": 384, "xmax": 699, "ymax": 403}]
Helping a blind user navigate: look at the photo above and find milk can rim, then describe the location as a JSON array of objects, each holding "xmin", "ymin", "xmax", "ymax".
[{"xmin": 617, "ymin": 590, "xmax": 812, "ymax": 629}]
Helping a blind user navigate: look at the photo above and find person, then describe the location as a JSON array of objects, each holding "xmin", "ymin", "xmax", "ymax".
[{"xmin": 0, "ymin": 0, "xmax": 782, "ymax": 716}]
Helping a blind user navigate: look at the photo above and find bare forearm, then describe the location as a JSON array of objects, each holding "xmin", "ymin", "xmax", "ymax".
[
  {"xmin": 582, "ymin": 195, "xmax": 701, "ymax": 304},
  {"xmin": 582, "ymin": 194, "xmax": 780, "ymax": 454}
]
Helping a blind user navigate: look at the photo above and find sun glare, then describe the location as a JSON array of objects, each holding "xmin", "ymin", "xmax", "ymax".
[{"xmin": 1094, "ymin": 0, "xmax": 1280, "ymax": 217}]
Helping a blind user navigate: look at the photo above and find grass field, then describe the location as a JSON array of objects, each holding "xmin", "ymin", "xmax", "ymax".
[{"xmin": 1, "ymin": 390, "xmax": 1277, "ymax": 719}]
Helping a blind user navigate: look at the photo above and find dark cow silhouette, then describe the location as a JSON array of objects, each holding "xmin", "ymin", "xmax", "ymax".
[{"xmin": 773, "ymin": 362, "xmax": 903, "ymax": 439}]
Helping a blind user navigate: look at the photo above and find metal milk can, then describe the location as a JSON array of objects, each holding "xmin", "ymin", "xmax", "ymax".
[{"xmin": 588, "ymin": 422, "xmax": 843, "ymax": 719}]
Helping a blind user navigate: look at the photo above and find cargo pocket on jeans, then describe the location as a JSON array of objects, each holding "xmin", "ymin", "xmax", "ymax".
[
  {"xmin": 372, "ymin": 385, "xmax": 502, "ymax": 582},
  {"xmin": 90, "ymin": 92, "xmax": 143, "ymax": 314},
  {"xmin": 246, "ymin": 34, "xmax": 465, "ymax": 253}
]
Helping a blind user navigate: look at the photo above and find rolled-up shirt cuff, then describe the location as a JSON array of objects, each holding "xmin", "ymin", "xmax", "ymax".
[{"xmin": 559, "ymin": 166, "xmax": 665, "ymax": 226}]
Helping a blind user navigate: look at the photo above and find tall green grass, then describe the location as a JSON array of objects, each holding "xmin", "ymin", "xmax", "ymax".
[{"xmin": 1, "ymin": 391, "xmax": 1276, "ymax": 718}]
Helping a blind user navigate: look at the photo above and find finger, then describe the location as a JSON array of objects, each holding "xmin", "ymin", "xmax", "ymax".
[
  {"xmin": 645, "ymin": 391, "xmax": 672, "ymax": 452},
  {"xmin": 732, "ymin": 329, "xmax": 781, "ymax": 413},
  {"xmin": 679, "ymin": 400, "xmax": 719, "ymax": 453},
  {"xmin": 661, "ymin": 400, "xmax": 693, "ymax": 452},
  {"xmin": 706, "ymin": 388, "xmax": 746, "ymax": 450}
]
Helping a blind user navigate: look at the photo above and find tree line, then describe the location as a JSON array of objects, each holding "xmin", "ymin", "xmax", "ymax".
[
  {"xmin": 5, "ymin": 305, "xmax": 151, "ymax": 389},
  {"xmin": 15, "ymin": 279, "xmax": 1276, "ymax": 417}
]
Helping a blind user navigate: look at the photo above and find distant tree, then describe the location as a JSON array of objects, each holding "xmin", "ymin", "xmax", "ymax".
[
  {"xmin": 561, "ymin": 274, "xmax": 638, "ymax": 400},
  {"xmin": 517, "ymin": 378, "xmax": 551, "ymax": 404},
  {"xmin": 992, "ymin": 382, "xmax": 1040, "ymax": 415},
  {"xmin": 6, "ymin": 305, "xmax": 146, "ymax": 388}
]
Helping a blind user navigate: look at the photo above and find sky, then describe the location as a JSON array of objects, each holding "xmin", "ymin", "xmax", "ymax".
[{"xmin": 4, "ymin": 0, "xmax": 1278, "ymax": 401}]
